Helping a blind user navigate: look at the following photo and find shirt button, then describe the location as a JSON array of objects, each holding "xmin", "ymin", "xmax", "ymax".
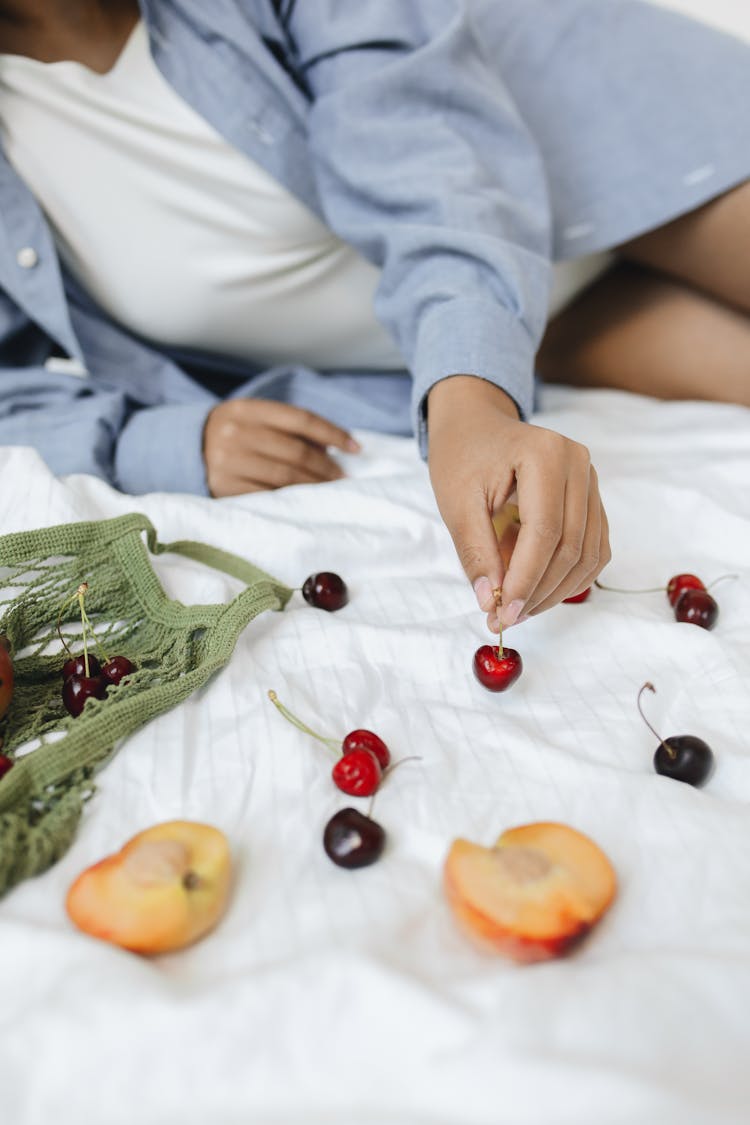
[{"xmin": 17, "ymin": 247, "xmax": 39, "ymax": 269}]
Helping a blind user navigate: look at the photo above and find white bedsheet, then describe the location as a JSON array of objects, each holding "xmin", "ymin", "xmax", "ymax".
[{"xmin": 0, "ymin": 384, "xmax": 748, "ymax": 1125}]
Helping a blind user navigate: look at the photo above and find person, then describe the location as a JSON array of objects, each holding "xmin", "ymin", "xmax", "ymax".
[{"xmin": 0, "ymin": 1, "xmax": 747, "ymax": 635}]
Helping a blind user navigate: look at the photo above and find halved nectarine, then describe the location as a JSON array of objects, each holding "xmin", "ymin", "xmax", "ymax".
[
  {"xmin": 444, "ymin": 821, "xmax": 616, "ymax": 963},
  {"xmin": 66, "ymin": 821, "xmax": 232, "ymax": 955}
]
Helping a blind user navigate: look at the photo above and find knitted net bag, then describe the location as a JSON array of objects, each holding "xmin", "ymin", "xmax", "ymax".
[{"xmin": 0, "ymin": 513, "xmax": 292, "ymax": 897}]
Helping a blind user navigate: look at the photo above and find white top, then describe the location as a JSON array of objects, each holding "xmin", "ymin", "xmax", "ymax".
[
  {"xmin": 0, "ymin": 20, "xmax": 611, "ymax": 372},
  {"xmin": 0, "ymin": 20, "xmax": 404, "ymax": 371}
]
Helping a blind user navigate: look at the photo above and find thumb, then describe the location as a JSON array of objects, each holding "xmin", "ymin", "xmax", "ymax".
[{"xmin": 449, "ymin": 501, "xmax": 508, "ymax": 617}]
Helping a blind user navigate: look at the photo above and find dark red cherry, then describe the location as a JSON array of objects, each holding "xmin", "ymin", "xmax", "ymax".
[
  {"xmin": 666, "ymin": 573, "xmax": 705, "ymax": 608},
  {"xmin": 323, "ymin": 808, "xmax": 386, "ymax": 868},
  {"xmin": 473, "ymin": 644, "xmax": 523, "ymax": 692},
  {"xmin": 563, "ymin": 587, "xmax": 591, "ymax": 604},
  {"xmin": 62, "ymin": 674, "xmax": 108, "ymax": 718},
  {"xmin": 654, "ymin": 736, "xmax": 714, "ymax": 787},
  {"xmin": 342, "ymin": 729, "xmax": 390, "ymax": 770},
  {"xmin": 62, "ymin": 654, "xmax": 101, "ymax": 680},
  {"xmin": 302, "ymin": 572, "xmax": 349, "ymax": 611},
  {"xmin": 331, "ymin": 749, "xmax": 382, "ymax": 797},
  {"xmin": 674, "ymin": 588, "xmax": 718, "ymax": 630},
  {"xmin": 101, "ymin": 655, "xmax": 135, "ymax": 686},
  {"xmin": 0, "ymin": 754, "xmax": 13, "ymax": 780}
]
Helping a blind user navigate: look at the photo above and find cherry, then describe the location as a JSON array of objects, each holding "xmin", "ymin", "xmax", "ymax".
[
  {"xmin": 563, "ymin": 587, "xmax": 591, "ymax": 604},
  {"xmin": 62, "ymin": 674, "xmax": 108, "ymax": 718},
  {"xmin": 101, "ymin": 655, "xmax": 136, "ymax": 685},
  {"xmin": 342, "ymin": 729, "xmax": 390, "ymax": 770},
  {"xmin": 473, "ymin": 644, "xmax": 523, "ymax": 692},
  {"xmin": 0, "ymin": 634, "xmax": 14, "ymax": 722},
  {"xmin": 666, "ymin": 573, "xmax": 705, "ymax": 608},
  {"xmin": 0, "ymin": 754, "xmax": 13, "ymax": 780},
  {"xmin": 637, "ymin": 682, "xmax": 714, "ymax": 787},
  {"xmin": 267, "ymin": 691, "xmax": 392, "ymax": 796},
  {"xmin": 323, "ymin": 807, "xmax": 386, "ymax": 868},
  {"xmin": 62, "ymin": 654, "xmax": 101, "ymax": 680},
  {"xmin": 674, "ymin": 588, "xmax": 718, "ymax": 631},
  {"xmin": 302, "ymin": 572, "xmax": 349, "ymax": 612},
  {"xmin": 331, "ymin": 748, "xmax": 382, "ymax": 797}
]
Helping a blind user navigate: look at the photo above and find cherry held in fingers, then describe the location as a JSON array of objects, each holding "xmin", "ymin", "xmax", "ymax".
[
  {"xmin": 302, "ymin": 572, "xmax": 349, "ymax": 612},
  {"xmin": 637, "ymin": 682, "xmax": 714, "ymax": 787},
  {"xmin": 323, "ymin": 807, "xmax": 386, "ymax": 869},
  {"xmin": 473, "ymin": 644, "xmax": 523, "ymax": 693}
]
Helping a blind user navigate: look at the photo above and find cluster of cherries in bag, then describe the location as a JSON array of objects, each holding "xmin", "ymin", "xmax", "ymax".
[{"xmin": 59, "ymin": 584, "xmax": 136, "ymax": 717}]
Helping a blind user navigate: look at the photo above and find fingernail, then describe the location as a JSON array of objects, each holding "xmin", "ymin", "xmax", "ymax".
[
  {"xmin": 473, "ymin": 576, "xmax": 495, "ymax": 611},
  {"xmin": 487, "ymin": 611, "xmax": 500, "ymax": 633},
  {"xmin": 506, "ymin": 613, "xmax": 529, "ymax": 629},
  {"xmin": 500, "ymin": 598, "xmax": 525, "ymax": 628},
  {"xmin": 345, "ymin": 437, "xmax": 361, "ymax": 453}
]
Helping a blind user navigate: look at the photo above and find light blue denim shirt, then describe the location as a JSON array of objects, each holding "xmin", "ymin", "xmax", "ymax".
[{"xmin": 0, "ymin": 0, "xmax": 555, "ymax": 494}]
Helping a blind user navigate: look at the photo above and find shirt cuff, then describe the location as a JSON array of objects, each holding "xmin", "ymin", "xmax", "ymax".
[
  {"xmin": 410, "ymin": 298, "xmax": 538, "ymax": 458},
  {"xmin": 114, "ymin": 403, "xmax": 212, "ymax": 496}
]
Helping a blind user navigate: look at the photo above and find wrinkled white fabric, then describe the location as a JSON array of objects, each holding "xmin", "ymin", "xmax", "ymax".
[{"xmin": 0, "ymin": 383, "xmax": 748, "ymax": 1125}]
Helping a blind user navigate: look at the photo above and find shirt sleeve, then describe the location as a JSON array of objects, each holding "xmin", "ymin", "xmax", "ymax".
[{"xmin": 282, "ymin": 0, "xmax": 553, "ymax": 450}]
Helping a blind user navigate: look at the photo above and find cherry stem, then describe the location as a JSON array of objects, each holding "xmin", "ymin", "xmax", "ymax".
[
  {"xmin": 56, "ymin": 585, "xmax": 84, "ymax": 658},
  {"xmin": 595, "ymin": 579, "xmax": 664, "ymax": 595},
  {"xmin": 637, "ymin": 682, "xmax": 676, "ymax": 760},
  {"xmin": 707, "ymin": 573, "xmax": 738, "ymax": 591},
  {"xmin": 493, "ymin": 586, "xmax": 504, "ymax": 657},
  {"xmin": 381, "ymin": 754, "xmax": 423, "ymax": 786},
  {"xmin": 78, "ymin": 598, "xmax": 110, "ymax": 665},
  {"xmin": 267, "ymin": 690, "xmax": 340, "ymax": 755}
]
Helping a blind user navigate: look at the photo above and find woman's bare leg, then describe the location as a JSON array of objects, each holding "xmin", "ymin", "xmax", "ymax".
[
  {"xmin": 537, "ymin": 179, "xmax": 750, "ymax": 404},
  {"xmin": 536, "ymin": 261, "xmax": 750, "ymax": 406},
  {"xmin": 618, "ymin": 179, "xmax": 750, "ymax": 315}
]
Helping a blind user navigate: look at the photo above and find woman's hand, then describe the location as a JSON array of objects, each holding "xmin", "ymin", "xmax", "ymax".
[
  {"xmin": 427, "ymin": 375, "xmax": 610, "ymax": 630},
  {"xmin": 203, "ymin": 398, "xmax": 360, "ymax": 497}
]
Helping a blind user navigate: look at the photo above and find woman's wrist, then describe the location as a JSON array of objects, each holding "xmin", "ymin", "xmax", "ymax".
[{"xmin": 426, "ymin": 374, "xmax": 522, "ymax": 425}]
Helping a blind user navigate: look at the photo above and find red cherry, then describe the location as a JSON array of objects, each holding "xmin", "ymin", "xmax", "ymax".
[
  {"xmin": 674, "ymin": 588, "xmax": 718, "ymax": 630},
  {"xmin": 62, "ymin": 654, "xmax": 101, "ymax": 680},
  {"xmin": 101, "ymin": 655, "xmax": 135, "ymax": 685},
  {"xmin": 342, "ymin": 729, "xmax": 390, "ymax": 770},
  {"xmin": 563, "ymin": 587, "xmax": 591, "ymax": 604},
  {"xmin": 331, "ymin": 749, "xmax": 382, "ymax": 797},
  {"xmin": 666, "ymin": 573, "xmax": 705, "ymax": 608},
  {"xmin": 302, "ymin": 572, "xmax": 349, "ymax": 611},
  {"xmin": 0, "ymin": 754, "xmax": 13, "ymax": 780},
  {"xmin": 473, "ymin": 644, "xmax": 523, "ymax": 692},
  {"xmin": 62, "ymin": 674, "xmax": 108, "ymax": 718}
]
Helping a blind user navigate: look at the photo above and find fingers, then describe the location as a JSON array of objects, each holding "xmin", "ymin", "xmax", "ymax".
[
  {"xmin": 244, "ymin": 399, "xmax": 360, "ymax": 454},
  {"xmin": 496, "ymin": 438, "xmax": 610, "ymax": 628},
  {"xmin": 443, "ymin": 485, "xmax": 509, "ymax": 617},
  {"xmin": 203, "ymin": 398, "xmax": 358, "ymax": 498}
]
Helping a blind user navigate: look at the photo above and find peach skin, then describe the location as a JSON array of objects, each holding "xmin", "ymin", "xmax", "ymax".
[
  {"xmin": 66, "ymin": 821, "xmax": 232, "ymax": 955},
  {"xmin": 444, "ymin": 822, "xmax": 617, "ymax": 963}
]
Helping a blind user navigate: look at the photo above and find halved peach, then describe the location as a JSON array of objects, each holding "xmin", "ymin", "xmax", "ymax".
[
  {"xmin": 66, "ymin": 821, "xmax": 232, "ymax": 955},
  {"xmin": 444, "ymin": 822, "xmax": 616, "ymax": 963}
]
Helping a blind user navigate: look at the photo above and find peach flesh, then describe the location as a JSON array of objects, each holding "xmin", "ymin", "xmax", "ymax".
[
  {"xmin": 444, "ymin": 822, "xmax": 617, "ymax": 963},
  {"xmin": 66, "ymin": 821, "xmax": 232, "ymax": 955}
]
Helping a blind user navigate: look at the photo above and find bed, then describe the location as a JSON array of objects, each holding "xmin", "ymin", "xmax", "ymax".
[{"xmin": 1, "ymin": 6, "xmax": 749, "ymax": 1125}]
